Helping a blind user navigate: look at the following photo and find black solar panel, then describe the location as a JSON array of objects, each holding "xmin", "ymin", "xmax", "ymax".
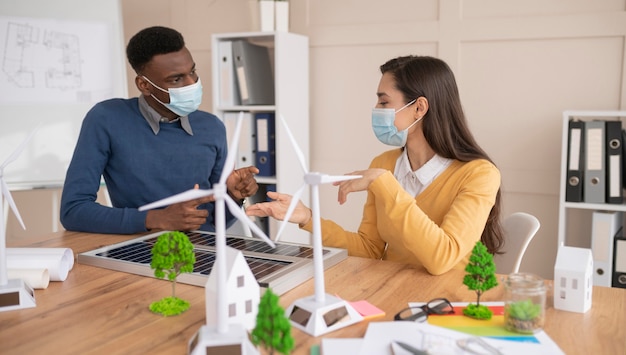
[{"xmin": 78, "ymin": 230, "xmax": 347, "ymax": 295}]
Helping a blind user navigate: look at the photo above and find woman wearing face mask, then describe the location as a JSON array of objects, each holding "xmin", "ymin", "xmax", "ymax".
[{"xmin": 246, "ymin": 55, "xmax": 503, "ymax": 275}]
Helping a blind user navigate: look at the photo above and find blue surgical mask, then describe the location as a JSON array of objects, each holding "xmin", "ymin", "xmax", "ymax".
[
  {"xmin": 371, "ymin": 99, "xmax": 420, "ymax": 146},
  {"xmin": 142, "ymin": 76, "xmax": 203, "ymax": 117}
]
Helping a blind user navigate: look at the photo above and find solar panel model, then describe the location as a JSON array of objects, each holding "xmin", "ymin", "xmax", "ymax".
[{"xmin": 77, "ymin": 230, "xmax": 348, "ymax": 295}]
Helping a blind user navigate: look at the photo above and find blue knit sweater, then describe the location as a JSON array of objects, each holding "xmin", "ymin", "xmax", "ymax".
[{"xmin": 60, "ymin": 98, "xmax": 235, "ymax": 234}]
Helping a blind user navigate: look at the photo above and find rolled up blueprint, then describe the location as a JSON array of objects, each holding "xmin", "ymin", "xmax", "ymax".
[
  {"xmin": 7, "ymin": 247, "xmax": 74, "ymax": 270},
  {"xmin": 6, "ymin": 248, "xmax": 73, "ymax": 281},
  {"xmin": 7, "ymin": 268, "xmax": 50, "ymax": 289}
]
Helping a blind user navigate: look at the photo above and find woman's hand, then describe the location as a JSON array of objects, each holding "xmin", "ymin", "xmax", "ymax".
[
  {"xmin": 245, "ymin": 191, "xmax": 312, "ymax": 226},
  {"xmin": 334, "ymin": 168, "xmax": 387, "ymax": 204}
]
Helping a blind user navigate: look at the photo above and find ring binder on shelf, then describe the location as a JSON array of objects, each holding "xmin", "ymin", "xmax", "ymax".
[
  {"xmin": 566, "ymin": 120, "xmax": 585, "ymax": 202},
  {"xmin": 254, "ymin": 112, "xmax": 276, "ymax": 177},
  {"xmin": 622, "ymin": 129, "xmax": 626, "ymax": 188},
  {"xmin": 591, "ymin": 210, "xmax": 623, "ymax": 287},
  {"xmin": 232, "ymin": 40, "xmax": 275, "ymax": 105},
  {"xmin": 613, "ymin": 236, "xmax": 626, "ymax": 289},
  {"xmin": 223, "ymin": 112, "xmax": 255, "ymax": 169},
  {"xmin": 584, "ymin": 120, "xmax": 606, "ymax": 203},
  {"xmin": 605, "ymin": 120, "xmax": 623, "ymax": 204},
  {"xmin": 217, "ymin": 40, "xmax": 240, "ymax": 106}
]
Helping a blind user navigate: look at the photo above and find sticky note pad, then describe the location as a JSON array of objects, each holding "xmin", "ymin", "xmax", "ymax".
[{"xmin": 349, "ymin": 299, "xmax": 385, "ymax": 320}]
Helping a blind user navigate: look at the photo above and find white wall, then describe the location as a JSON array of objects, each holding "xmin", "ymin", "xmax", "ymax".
[
  {"xmin": 301, "ymin": 0, "xmax": 626, "ymax": 279},
  {"xmin": 8, "ymin": 0, "xmax": 626, "ymax": 280}
]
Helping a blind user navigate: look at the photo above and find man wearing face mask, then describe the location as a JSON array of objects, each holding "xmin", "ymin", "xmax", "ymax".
[
  {"xmin": 60, "ymin": 26, "xmax": 259, "ymax": 234},
  {"xmin": 246, "ymin": 55, "xmax": 503, "ymax": 276}
]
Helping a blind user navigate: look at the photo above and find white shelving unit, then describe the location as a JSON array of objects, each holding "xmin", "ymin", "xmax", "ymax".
[
  {"xmin": 558, "ymin": 110, "xmax": 626, "ymax": 246},
  {"xmin": 211, "ymin": 31, "xmax": 310, "ymax": 245}
]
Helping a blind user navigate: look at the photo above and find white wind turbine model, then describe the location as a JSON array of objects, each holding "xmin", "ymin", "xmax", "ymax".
[
  {"xmin": 275, "ymin": 115, "xmax": 363, "ymax": 336},
  {"xmin": 139, "ymin": 112, "xmax": 275, "ymax": 354},
  {"xmin": 0, "ymin": 128, "xmax": 38, "ymax": 312}
]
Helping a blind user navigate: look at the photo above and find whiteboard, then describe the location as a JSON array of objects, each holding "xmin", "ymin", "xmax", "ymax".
[{"xmin": 0, "ymin": 0, "xmax": 127, "ymax": 188}]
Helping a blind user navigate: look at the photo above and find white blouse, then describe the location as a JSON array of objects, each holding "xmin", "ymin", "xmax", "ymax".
[{"xmin": 394, "ymin": 150, "xmax": 452, "ymax": 197}]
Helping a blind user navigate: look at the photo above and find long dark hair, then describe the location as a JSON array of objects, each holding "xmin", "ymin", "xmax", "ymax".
[{"xmin": 380, "ymin": 55, "xmax": 504, "ymax": 254}]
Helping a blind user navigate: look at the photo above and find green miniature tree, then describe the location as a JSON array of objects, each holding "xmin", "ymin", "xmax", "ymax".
[
  {"xmin": 252, "ymin": 288, "xmax": 294, "ymax": 355},
  {"xmin": 149, "ymin": 231, "xmax": 196, "ymax": 316},
  {"xmin": 462, "ymin": 241, "xmax": 498, "ymax": 320}
]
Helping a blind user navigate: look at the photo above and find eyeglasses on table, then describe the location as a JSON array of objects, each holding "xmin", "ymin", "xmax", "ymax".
[{"xmin": 394, "ymin": 298, "xmax": 455, "ymax": 322}]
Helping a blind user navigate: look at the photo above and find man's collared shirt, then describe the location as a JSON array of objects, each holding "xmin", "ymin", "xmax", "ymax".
[
  {"xmin": 394, "ymin": 150, "xmax": 452, "ymax": 197},
  {"xmin": 138, "ymin": 95, "xmax": 193, "ymax": 135}
]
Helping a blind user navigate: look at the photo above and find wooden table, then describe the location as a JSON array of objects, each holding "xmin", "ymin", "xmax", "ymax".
[{"xmin": 1, "ymin": 231, "xmax": 625, "ymax": 355}]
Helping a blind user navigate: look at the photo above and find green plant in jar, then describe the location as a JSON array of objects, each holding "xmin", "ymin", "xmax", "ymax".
[
  {"xmin": 505, "ymin": 299, "xmax": 544, "ymax": 333},
  {"xmin": 504, "ymin": 273, "xmax": 546, "ymax": 334}
]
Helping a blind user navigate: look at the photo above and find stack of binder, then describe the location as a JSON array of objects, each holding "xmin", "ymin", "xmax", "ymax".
[
  {"xmin": 217, "ymin": 39, "xmax": 275, "ymax": 107},
  {"xmin": 232, "ymin": 40, "xmax": 275, "ymax": 106},
  {"xmin": 222, "ymin": 111, "xmax": 276, "ymax": 177},
  {"xmin": 565, "ymin": 119, "xmax": 624, "ymax": 204}
]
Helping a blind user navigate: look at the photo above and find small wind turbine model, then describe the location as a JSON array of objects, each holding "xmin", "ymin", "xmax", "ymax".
[
  {"xmin": 0, "ymin": 129, "xmax": 38, "ymax": 312},
  {"xmin": 275, "ymin": 114, "xmax": 363, "ymax": 336},
  {"xmin": 139, "ymin": 112, "xmax": 275, "ymax": 354}
]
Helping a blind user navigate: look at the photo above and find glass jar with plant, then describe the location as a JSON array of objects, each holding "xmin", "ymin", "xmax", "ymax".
[{"xmin": 504, "ymin": 273, "xmax": 546, "ymax": 334}]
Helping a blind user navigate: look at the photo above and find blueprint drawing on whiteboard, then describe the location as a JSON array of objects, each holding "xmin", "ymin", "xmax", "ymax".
[{"xmin": 0, "ymin": 16, "xmax": 114, "ymax": 104}]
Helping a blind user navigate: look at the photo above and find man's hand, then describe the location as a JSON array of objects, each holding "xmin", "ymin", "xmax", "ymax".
[
  {"xmin": 227, "ymin": 166, "xmax": 260, "ymax": 201},
  {"xmin": 145, "ymin": 193, "xmax": 213, "ymax": 231}
]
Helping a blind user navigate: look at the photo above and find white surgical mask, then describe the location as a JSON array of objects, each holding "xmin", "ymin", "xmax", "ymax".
[
  {"xmin": 371, "ymin": 99, "xmax": 420, "ymax": 146},
  {"xmin": 142, "ymin": 76, "xmax": 203, "ymax": 117}
]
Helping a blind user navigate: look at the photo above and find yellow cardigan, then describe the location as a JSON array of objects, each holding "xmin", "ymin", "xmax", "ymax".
[{"xmin": 300, "ymin": 148, "xmax": 501, "ymax": 275}]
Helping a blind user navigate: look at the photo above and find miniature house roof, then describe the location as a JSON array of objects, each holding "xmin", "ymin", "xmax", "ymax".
[
  {"xmin": 555, "ymin": 245, "xmax": 593, "ymax": 273},
  {"xmin": 205, "ymin": 246, "xmax": 257, "ymax": 291}
]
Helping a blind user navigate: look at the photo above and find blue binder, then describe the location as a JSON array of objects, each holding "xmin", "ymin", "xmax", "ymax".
[
  {"xmin": 254, "ymin": 112, "xmax": 276, "ymax": 176},
  {"xmin": 265, "ymin": 184, "xmax": 277, "ymax": 201}
]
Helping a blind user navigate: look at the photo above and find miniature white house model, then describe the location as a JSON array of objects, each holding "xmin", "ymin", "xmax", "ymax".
[
  {"xmin": 141, "ymin": 114, "xmax": 274, "ymax": 355},
  {"xmin": 205, "ymin": 246, "xmax": 260, "ymax": 330},
  {"xmin": 554, "ymin": 245, "xmax": 593, "ymax": 313}
]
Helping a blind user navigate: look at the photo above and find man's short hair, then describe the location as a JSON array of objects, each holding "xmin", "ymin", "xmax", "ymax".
[{"xmin": 126, "ymin": 26, "xmax": 185, "ymax": 74}]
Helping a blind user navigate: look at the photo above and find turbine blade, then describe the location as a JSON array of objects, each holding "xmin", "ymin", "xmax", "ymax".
[
  {"xmin": 1, "ymin": 179, "xmax": 25, "ymax": 230},
  {"xmin": 278, "ymin": 114, "xmax": 308, "ymax": 173},
  {"xmin": 219, "ymin": 111, "xmax": 244, "ymax": 185},
  {"xmin": 319, "ymin": 174, "xmax": 362, "ymax": 184},
  {"xmin": 225, "ymin": 196, "xmax": 275, "ymax": 248},
  {"xmin": 138, "ymin": 188, "xmax": 214, "ymax": 211},
  {"xmin": 274, "ymin": 184, "xmax": 305, "ymax": 243},
  {"xmin": 1, "ymin": 125, "xmax": 39, "ymax": 169}
]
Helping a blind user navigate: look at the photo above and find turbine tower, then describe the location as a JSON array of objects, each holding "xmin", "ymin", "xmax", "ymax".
[
  {"xmin": 140, "ymin": 112, "xmax": 274, "ymax": 354},
  {"xmin": 275, "ymin": 114, "xmax": 363, "ymax": 336},
  {"xmin": 0, "ymin": 128, "xmax": 38, "ymax": 312}
]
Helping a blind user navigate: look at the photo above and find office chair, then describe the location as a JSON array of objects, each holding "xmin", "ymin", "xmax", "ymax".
[{"xmin": 494, "ymin": 212, "xmax": 541, "ymax": 274}]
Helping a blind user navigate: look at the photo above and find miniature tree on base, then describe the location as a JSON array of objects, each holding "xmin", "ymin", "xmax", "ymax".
[
  {"xmin": 463, "ymin": 241, "xmax": 498, "ymax": 320},
  {"xmin": 149, "ymin": 231, "xmax": 196, "ymax": 316},
  {"xmin": 252, "ymin": 288, "xmax": 294, "ymax": 355}
]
